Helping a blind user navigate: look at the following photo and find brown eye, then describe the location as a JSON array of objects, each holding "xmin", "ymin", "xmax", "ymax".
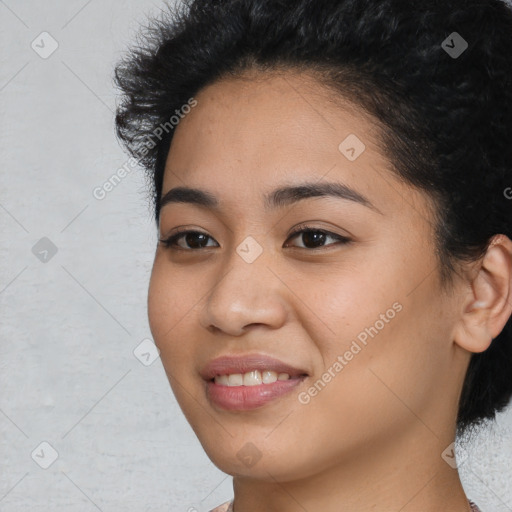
[
  {"xmin": 159, "ymin": 225, "xmax": 351, "ymax": 251},
  {"xmin": 285, "ymin": 225, "xmax": 351, "ymax": 250},
  {"xmin": 159, "ymin": 230, "xmax": 219, "ymax": 250}
]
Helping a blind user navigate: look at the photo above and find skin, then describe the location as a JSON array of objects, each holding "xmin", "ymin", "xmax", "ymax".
[{"xmin": 147, "ymin": 70, "xmax": 512, "ymax": 512}]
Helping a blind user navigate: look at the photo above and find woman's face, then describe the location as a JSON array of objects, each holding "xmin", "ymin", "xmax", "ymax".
[{"xmin": 148, "ymin": 71, "xmax": 468, "ymax": 482}]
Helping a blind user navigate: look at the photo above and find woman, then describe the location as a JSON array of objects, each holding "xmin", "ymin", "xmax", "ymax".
[{"xmin": 114, "ymin": 0, "xmax": 512, "ymax": 510}]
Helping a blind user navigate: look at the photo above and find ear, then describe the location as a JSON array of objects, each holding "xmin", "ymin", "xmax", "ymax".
[{"xmin": 454, "ymin": 234, "xmax": 512, "ymax": 354}]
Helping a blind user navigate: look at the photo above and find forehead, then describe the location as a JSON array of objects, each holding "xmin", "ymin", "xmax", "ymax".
[
  {"xmin": 167, "ymin": 70, "xmax": 378, "ymax": 162},
  {"xmin": 161, "ymin": 70, "xmax": 428, "ymax": 220}
]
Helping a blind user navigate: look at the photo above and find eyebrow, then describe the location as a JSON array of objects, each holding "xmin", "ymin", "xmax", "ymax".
[{"xmin": 158, "ymin": 181, "xmax": 382, "ymax": 215}]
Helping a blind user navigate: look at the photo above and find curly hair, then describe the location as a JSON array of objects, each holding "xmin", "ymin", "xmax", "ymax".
[{"xmin": 113, "ymin": 0, "xmax": 512, "ymax": 436}]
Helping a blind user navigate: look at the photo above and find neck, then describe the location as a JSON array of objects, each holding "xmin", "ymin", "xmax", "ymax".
[{"xmin": 231, "ymin": 423, "xmax": 471, "ymax": 512}]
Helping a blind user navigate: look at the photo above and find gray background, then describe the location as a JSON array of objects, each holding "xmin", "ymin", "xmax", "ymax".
[{"xmin": 0, "ymin": 1, "xmax": 511, "ymax": 510}]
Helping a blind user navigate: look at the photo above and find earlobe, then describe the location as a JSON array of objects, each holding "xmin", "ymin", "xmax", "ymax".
[{"xmin": 454, "ymin": 234, "xmax": 512, "ymax": 354}]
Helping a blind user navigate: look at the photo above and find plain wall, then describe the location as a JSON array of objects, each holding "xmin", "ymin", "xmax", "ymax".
[{"xmin": 1, "ymin": 1, "xmax": 511, "ymax": 510}]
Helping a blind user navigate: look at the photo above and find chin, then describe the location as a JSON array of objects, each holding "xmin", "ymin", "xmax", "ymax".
[{"xmin": 202, "ymin": 438, "xmax": 320, "ymax": 483}]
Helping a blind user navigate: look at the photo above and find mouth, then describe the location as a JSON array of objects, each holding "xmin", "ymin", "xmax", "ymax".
[
  {"xmin": 201, "ymin": 354, "xmax": 309, "ymax": 410},
  {"xmin": 208, "ymin": 370, "xmax": 308, "ymax": 387},
  {"xmin": 201, "ymin": 353, "xmax": 309, "ymax": 381}
]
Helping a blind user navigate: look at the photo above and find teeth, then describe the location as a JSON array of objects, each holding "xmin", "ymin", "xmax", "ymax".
[
  {"xmin": 243, "ymin": 370, "xmax": 262, "ymax": 386},
  {"xmin": 262, "ymin": 370, "xmax": 278, "ymax": 384},
  {"xmin": 228, "ymin": 373, "xmax": 244, "ymax": 386},
  {"xmin": 214, "ymin": 374, "xmax": 229, "ymax": 386},
  {"xmin": 214, "ymin": 370, "xmax": 292, "ymax": 386}
]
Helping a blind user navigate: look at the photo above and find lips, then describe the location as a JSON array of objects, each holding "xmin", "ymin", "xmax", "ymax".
[
  {"xmin": 201, "ymin": 354, "xmax": 309, "ymax": 411},
  {"xmin": 200, "ymin": 354, "xmax": 309, "ymax": 381}
]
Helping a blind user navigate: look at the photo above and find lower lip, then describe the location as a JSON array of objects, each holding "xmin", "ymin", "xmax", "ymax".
[{"xmin": 206, "ymin": 377, "xmax": 306, "ymax": 411}]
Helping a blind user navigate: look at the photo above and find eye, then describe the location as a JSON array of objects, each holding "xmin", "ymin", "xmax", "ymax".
[
  {"xmin": 159, "ymin": 228, "xmax": 219, "ymax": 250},
  {"xmin": 159, "ymin": 224, "xmax": 352, "ymax": 251},
  {"xmin": 284, "ymin": 223, "xmax": 351, "ymax": 250}
]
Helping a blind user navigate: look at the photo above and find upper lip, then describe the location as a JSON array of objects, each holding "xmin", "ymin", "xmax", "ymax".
[{"xmin": 200, "ymin": 354, "xmax": 309, "ymax": 381}]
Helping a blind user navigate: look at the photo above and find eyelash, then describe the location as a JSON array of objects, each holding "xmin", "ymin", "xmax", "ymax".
[{"xmin": 158, "ymin": 223, "xmax": 351, "ymax": 251}]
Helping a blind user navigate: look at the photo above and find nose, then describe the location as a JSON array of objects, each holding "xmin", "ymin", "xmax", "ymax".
[{"xmin": 199, "ymin": 244, "xmax": 289, "ymax": 336}]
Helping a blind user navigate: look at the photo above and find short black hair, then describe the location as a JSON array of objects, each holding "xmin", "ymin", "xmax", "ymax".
[{"xmin": 114, "ymin": 0, "xmax": 512, "ymax": 436}]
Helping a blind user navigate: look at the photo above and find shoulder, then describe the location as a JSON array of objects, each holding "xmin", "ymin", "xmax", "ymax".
[{"xmin": 209, "ymin": 499, "xmax": 233, "ymax": 512}]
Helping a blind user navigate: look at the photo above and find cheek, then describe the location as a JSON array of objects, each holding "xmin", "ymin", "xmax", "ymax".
[
  {"xmin": 147, "ymin": 258, "xmax": 196, "ymax": 362},
  {"xmin": 282, "ymin": 310, "xmax": 436, "ymax": 469},
  {"xmin": 147, "ymin": 261, "xmax": 204, "ymax": 412},
  {"xmin": 305, "ymin": 262, "xmax": 398, "ymax": 350},
  {"xmin": 306, "ymin": 254, "xmax": 444, "ymax": 409},
  {"xmin": 147, "ymin": 262, "xmax": 173, "ymax": 343}
]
